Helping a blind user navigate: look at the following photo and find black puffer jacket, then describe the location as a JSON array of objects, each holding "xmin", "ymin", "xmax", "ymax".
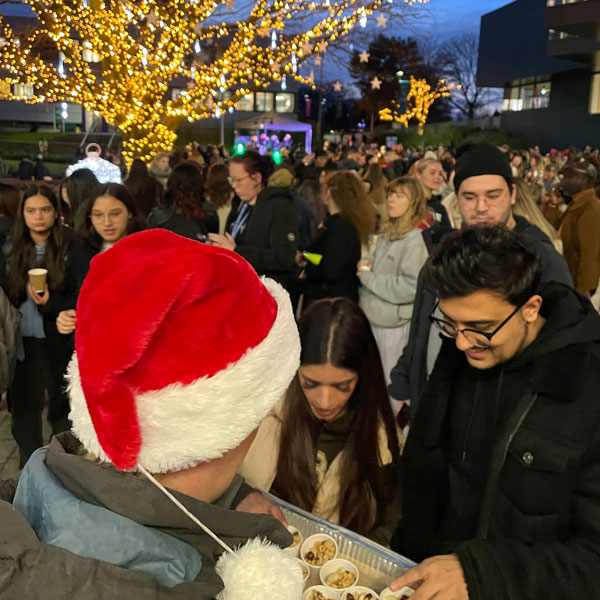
[
  {"xmin": 392, "ymin": 283, "xmax": 600, "ymax": 600},
  {"xmin": 226, "ymin": 187, "xmax": 299, "ymax": 289}
]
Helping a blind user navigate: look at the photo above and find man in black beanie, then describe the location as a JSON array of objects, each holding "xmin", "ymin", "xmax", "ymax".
[{"xmin": 388, "ymin": 143, "xmax": 572, "ymax": 417}]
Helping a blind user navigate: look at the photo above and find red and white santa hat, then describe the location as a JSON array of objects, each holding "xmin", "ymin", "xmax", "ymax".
[{"xmin": 67, "ymin": 229, "xmax": 300, "ymax": 473}]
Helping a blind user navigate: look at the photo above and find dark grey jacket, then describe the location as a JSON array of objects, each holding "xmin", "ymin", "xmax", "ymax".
[{"xmin": 0, "ymin": 433, "xmax": 291, "ymax": 599}]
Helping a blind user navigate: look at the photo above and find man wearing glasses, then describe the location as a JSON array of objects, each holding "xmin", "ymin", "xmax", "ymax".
[
  {"xmin": 389, "ymin": 143, "xmax": 572, "ymax": 419},
  {"xmin": 389, "ymin": 225, "xmax": 600, "ymax": 600}
]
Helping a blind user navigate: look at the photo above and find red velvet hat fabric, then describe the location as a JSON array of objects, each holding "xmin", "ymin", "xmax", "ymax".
[{"xmin": 74, "ymin": 229, "xmax": 277, "ymax": 470}]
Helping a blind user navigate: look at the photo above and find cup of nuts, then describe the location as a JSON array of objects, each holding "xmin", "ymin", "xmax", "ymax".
[
  {"xmin": 284, "ymin": 525, "xmax": 304, "ymax": 557},
  {"xmin": 379, "ymin": 586, "xmax": 414, "ymax": 600},
  {"xmin": 302, "ymin": 584, "xmax": 341, "ymax": 600},
  {"xmin": 301, "ymin": 534, "xmax": 339, "ymax": 573},
  {"xmin": 342, "ymin": 586, "xmax": 380, "ymax": 600},
  {"xmin": 319, "ymin": 558, "xmax": 360, "ymax": 592}
]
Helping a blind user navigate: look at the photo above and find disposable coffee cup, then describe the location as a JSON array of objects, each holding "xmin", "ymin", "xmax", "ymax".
[{"xmin": 28, "ymin": 268, "xmax": 48, "ymax": 293}]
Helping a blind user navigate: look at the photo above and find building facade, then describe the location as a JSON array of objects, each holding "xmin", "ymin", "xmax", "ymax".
[{"xmin": 477, "ymin": 0, "xmax": 600, "ymax": 149}]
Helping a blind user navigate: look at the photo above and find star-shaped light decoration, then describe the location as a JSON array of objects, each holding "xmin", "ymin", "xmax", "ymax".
[
  {"xmin": 318, "ymin": 40, "xmax": 328, "ymax": 53},
  {"xmin": 314, "ymin": 55, "xmax": 322, "ymax": 66},
  {"xmin": 370, "ymin": 76, "xmax": 382, "ymax": 90},
  {"xmin": 225, "ymin": 0, "xmax": 235, "ymax": 9},
  {"xmin": 194, "ymin": 22, "xmax": 203, "ymax": 35},
  {"xmin": 186, "ymin": 80, "xmax": 195, "ymax": 90},
  {"xmin": 376, "ymin": 14, "xmax": 388, "ymax": 28},
  {"xmin": 333, "ymin": 81, "xmax": 342, "ymax": 92},
  {"xmin": 302, "ymin": 41, "xmax": 313, "ymax": 55},
  {"xmin": 239, "ymin": 61, "xmax": 248, "ymax": 70},
  {"xmin": 308, "ymin": 69, "xmax": 315, "ymax": 83},
  {"xmin": 359, "ymin": 50, "xmax": 370, "ymax": 63},
  {"xmin": 146, "ymin": 11, "xmax": 157, "ymax": 26},
  {"xmin": 271, "ymin": 61, "xmax": 281, "ymax": 73},
  {"xmin": 258, "ymin": 25, "xmax": 272, "ymax": 37}
]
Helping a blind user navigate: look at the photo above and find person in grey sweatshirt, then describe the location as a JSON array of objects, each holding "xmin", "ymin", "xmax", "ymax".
[{"xmin": 359, "ymin": 176, "xmax": 430, "ymax": 401}]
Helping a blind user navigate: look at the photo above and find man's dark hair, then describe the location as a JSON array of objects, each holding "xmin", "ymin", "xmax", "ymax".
[{"xmin": 423, "ymin": 226, "xmax": 542, "ymax": 306}]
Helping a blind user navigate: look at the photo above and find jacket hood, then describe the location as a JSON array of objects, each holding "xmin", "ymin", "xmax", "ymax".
[
  {"xmin": 43, "ymin": 433, "xmax": 296, "ymax": 595},
  {"xmin": 258, "ymin": 186, "xmax": 295, "ymax": 204},
  {"xmin": 508, "ymin": 282, "xmax": 600, "ymax": 371}
]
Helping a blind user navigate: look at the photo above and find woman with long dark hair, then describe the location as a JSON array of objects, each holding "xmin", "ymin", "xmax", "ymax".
[
  {"xmin": 60, "ymin": 168, "xmax": 99, "ymax": 229},
  {"xmin": 204, "ymin": 162, "xmax": 234, "ymax": 235},
  {"xmin": 124, "ymin": 158, "xmax": 163, "ymax": 222},
  {"xmin": 147, "ymin": 161, "xmax": 218, "ymax": 239},
  {"xmin": 209, "ymin": 150, "xmax": 299, "ymax": 290},
  {"xmin": 0, "ymin": 185, "xmax": 69, "ymax": 466},
  {"xmin": 239, "ymin": 297, "xmax": 402, "ymax": 543}
]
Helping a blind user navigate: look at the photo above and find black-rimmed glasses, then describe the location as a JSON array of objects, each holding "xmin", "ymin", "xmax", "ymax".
[{"xmin": 429, "ymin": 301, "xmax": 525, "ymax": 349}]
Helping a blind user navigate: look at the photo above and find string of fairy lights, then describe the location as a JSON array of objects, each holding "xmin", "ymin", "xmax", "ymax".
[
  {"xmin": 0, "ymin": 0, "xmax": 431, "ymax": 163},
  {"xmin": 379, "ymin": 75, "xmax": 452, "ymax": 135}
]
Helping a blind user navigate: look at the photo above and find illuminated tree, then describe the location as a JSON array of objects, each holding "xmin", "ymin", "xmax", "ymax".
[
  {"xmin": 0, "ymin": 0, "xmax": 425, "ymax": 164},
  {"xmin": 379, "ymin": 75, "xmax": 451, "ymax": 135}
]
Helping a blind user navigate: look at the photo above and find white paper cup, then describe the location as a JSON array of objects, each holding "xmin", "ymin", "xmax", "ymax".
[
  {"xmin": 301, "ymin": 533, "xmax": 338, "ymax": 571},
  {"xmin": 294, "ymin": 557, "xmax": 310, "ymax": 584},
  {"xmin": 320, "ymin": 558, "xmax": 359, "ymax": 591},
  {"xmin": 284, "ymin": 525, "xmax": 304, "ymax": 557},
  {"xmin": 303, "ymin": 584, "xmax": 340, "ymax": 600},
  {"xmin": 342, "ymin": 586, "xmax": 380, "ymax": 600},
  {"xmin": 379, "ymin": 586, "xmax": 414, "ymax": 600}
]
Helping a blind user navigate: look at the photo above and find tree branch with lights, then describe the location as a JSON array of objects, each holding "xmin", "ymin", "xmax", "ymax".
[
  {"xmin": 379, "ymin": 75, "xmax": 451, "ymax": 135},
  {"xmin": 0, "ymin": 0, "xmax": 426, "ymax": 163}
]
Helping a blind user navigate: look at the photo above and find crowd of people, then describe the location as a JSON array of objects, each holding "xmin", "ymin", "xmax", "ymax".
[{"xmin": 0, "ymin": 135, "xmax": 599, "ymax": 599}]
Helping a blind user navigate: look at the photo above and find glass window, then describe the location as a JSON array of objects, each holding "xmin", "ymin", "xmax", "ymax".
[
  {"xmin": 13, "ymin": 83, "xmax": 34, "ymax": 99},
  {"xmin": 83, "ymin": 49, "xmax": 100, "ymax": 63},
  {"xmin": 534, "ymin": 82, "xmax": 551, "ymax": 109},
  {"xmin": 236, "ymin": 94, "xmax": 254, "ymax": 111},
  {"xmin": 255, "ymin": 92, "xmax": 273, "ymax": 112},
  {"xmin": 522, "ymin": 84, "xmax": 535, "ymax": 110},
  {"xmin": 503, "ymin": 81, "xmax": 550, "ymax": 112},
  {"xmin": 590, "ymin": 74, "xmax": 600, "ymax": 114},
  {"xmin": 275, "ymin": 92, "xmax": 294, "ymax": 113}
]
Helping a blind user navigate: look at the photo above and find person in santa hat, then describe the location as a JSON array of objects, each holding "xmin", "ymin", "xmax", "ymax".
[{"xmin": 0, "ymin": 229, "xmax": 303, "ymax": 599}]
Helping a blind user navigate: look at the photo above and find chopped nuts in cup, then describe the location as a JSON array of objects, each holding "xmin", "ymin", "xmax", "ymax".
[
  {"xmin": 325, "ymin": 567, "xmax": 357, "ymax": 589},
  {"xmin": 305, "ymin": 540, "xmax": 336, "ymax": 566}
]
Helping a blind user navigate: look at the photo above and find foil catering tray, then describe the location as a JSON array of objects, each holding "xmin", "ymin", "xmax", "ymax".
[{"xmin": 270, "ymin": 493, "xmax": 416, "ymax": 592}]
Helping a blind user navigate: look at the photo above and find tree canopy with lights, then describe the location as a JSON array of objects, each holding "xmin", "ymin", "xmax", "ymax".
[{"xmin": 0, "ymin": 0, "xmax": 425, "ymax": 163}]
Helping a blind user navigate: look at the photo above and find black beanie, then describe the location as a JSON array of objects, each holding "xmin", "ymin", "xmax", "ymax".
[{"xmin": 454, "ymin": 143, "xmax": 513, "ymax": 192}]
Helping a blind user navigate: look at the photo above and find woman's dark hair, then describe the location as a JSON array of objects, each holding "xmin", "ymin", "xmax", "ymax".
[
  {"xmin": 78, "ymin": 183, "xmax": 141, "ymax": 249},
  {"xmin": 230, "ymin": 150, "xmax": 274, "ymax": 186},
  {"xmin": 205, "ymin": 163, "xmax": 233, "ymax": 209},
  {"xmin": 164, "ymin": 161, "xmax": 206, "ymax": 220},
  {"xmin": 124, "ymin": 159, "xmax": 162, "ymax": 221},
  {"xmin": 423, "ymin": 225, "xmax": 542, "ymax": 306},
  {"xmin": 8, "ymin": 185, "xmax": 65, "ymax": 305},
  {"xmin": 0, "ymin": 183, "xmax": 20, "ymax": 218},
  {"xmin": 64, "ymin": 168, "xmax": 99, "ymax": 228},
  {"xmin": 272, "ymin": 298, "xmax": 399, "ymax": 536}
]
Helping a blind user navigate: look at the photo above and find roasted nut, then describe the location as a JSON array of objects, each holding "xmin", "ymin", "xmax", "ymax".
[
  {"xmin": 304, "ymin": 540, "xmax": 336, "ymax": 566},
  {"xmin": 325, "ymin": 567, "xmax": 356, "ymax": 589}
]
